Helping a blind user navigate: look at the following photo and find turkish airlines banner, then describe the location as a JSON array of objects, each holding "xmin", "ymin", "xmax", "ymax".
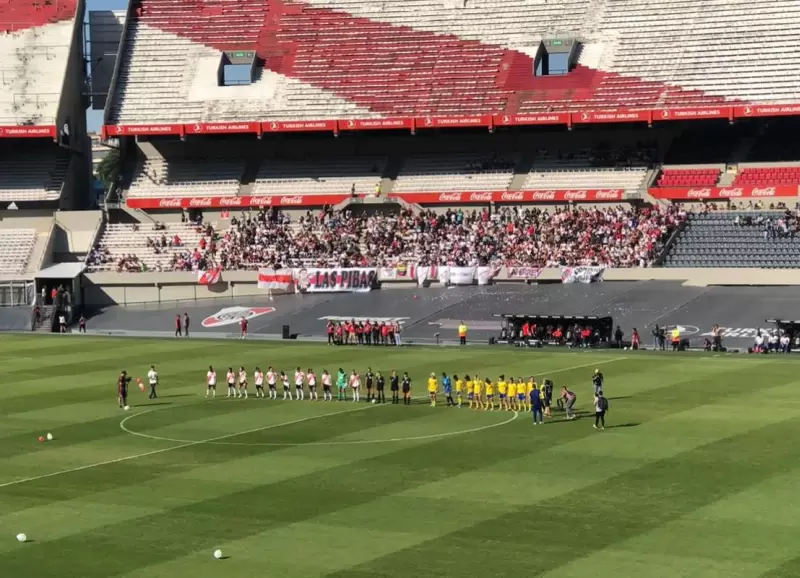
[
  {"xmin": 649, "ymin": 186, "xmax": 798, "ymax": 200},
  {"xmin": 257, "ymin": 268, "xmax": 294, "ymax": 292},
  {"xmin": 126, "ymin": 194, "xmax": 350, "ymax": 209},
  {"xmin": 389, "ymin": 189, "xmax": 624, "ymax": 204},
  {"xmin": 414, "ymin": 116, "xmax": 492, "ymax": 129},
  {"xmin": 506, "ymin": 266, "xmax": 544, "ymax": 280},
  {"xmin": 262, "ymin": 120, "xmax": 337, "ymax": 133},
  {"xmin": 493, "ymin": 113, "xmax": 570, "ymax": 127},
  {"xmin": 561, "ymin": 266, "xmax": 605, "ymax": 284},
  {"xmin": 186, "ymin": 122, "xmax": 260, "ymax": 135},
  {"xmin": 106, "ymin": 124, "xmax": 184, "ymax": 137},
  {"xmin": 293, "ymin": 267, "xmax": 378, "ymax": 293},
  {"xmin": 338, "ymin": 118, "xmax": 413, "ymax": 131},
  {"xmin": 734, "ymin": 105, "xmax": 800, "ymax": 119},
  {"xmin": 572, "ymin": 110, "xmax": 651, "ymax": 124},
  {"xmin": 0, "ymin": 125, "xmax": 56, "ymax": 139}
]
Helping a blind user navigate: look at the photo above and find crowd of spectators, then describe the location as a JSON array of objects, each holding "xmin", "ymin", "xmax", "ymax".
[{"xmin": 88, "ymin": 203, "xmax": 684, "ymax": 272}]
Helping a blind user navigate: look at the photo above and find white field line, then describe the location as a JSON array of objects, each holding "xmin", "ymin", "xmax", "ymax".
[{"xmin": 0, "ymin": 357, "xmax": 627, "ymax": 488}]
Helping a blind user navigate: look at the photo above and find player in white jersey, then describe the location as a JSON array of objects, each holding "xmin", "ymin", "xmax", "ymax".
[
  {"xmin": 281, "ymin": 371, "xmax": 292, "ymax": 400},
  {"xmin": 266, "ymin": 366, "xmax": 277, "ymax": 399},
  {"xmin": 350, "ymin": 370, "xmax": 361, "ymax": 402},
  {"xmin": 294, "ymin": 367, "xmax": 305, "ymax": 401},
  {"xmin": 321, "ymin": 370, "xmax": 333, "ymax": 401},
  {"xmin": 306, "ymin": 368, "xmax": 318, "ymax": 400},
  {"xmin": 238, "ymin": 366, "xmax": 248, "ymax": 399},
  {"xmin": 147, "ymin": 365, "xmax": 159, "ymax": 399},
  {"xmin": 206, "ymin": 365, "xmax": 216, "ymax": 397},
  {"xmin": 254, "ymin": 367, "xmax": 265, "ymax": 398},
  {"xmin": 226, "ymin": 367, "xmax": 236, "ymax": 397}
]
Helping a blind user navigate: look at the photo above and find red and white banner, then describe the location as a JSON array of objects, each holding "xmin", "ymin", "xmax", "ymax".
[
  {"xmin": 390, "ymin": 189, "xmax": 624, "ymax": 204},
  {"xmin": 378, "ymin": 263, "xmax": 417, "ymax": 281},
  {"xmin": 338, "ymin": 118, "xmax": 413, "ymax": 131},
  {"xmin": 476, "ymin": 265, "xmax": 500, "ymax": 286},
  {"xmin": 414, "ymin": 115, "xmax": 492, "ymax": 129},
  {"xmin": 107, "ymin": 124, "xmax": 184, "ymax": 137},
  {"xmin": 0, "ymin": 125, "xmax": 56, "ymax": 139},
  {"xmin": 197, "ymin": 266, "xmax": 222, "ymax": 285},
  {"xmin": 650, "ymin": 186, "xmax": 798, "ymax": 200},
  {"xmin": 293, "ymin": 267, "xmax": 378, "ymax": 293},
  {"xmin": 734, "ymin": 105, "xmax": 800, "ymax": 119},
  {"xmin": 652, "ymin": 107, "xmax": 732, "ymax": 121},
  {"xmin": 126, "ymin": 194, "xmax": 350, "ymax": 209},
  {"xmin": 492, "ymin": 113, "xmax": 570, "ymax": 127},
  {"xmin": 185, "ymin": 122, "xmax": 260, "ymax": 135},
  {"xmin": 262, "ymin": 120, "xmax": 337, "ymax": 133},
  {"xmin": 561, "ymin": 266, "xmax": 605, "ymax": 284},
  {"xmin": 506, "ymin": 266, "xmax": 544, "ymax": 279},
  {"xmin": 257, "ymin": 268, "xmax": 294, "ymax": 291},
  {"xmin": 572, "ymin": 110, "xmax": 651, "ymax": 124}
]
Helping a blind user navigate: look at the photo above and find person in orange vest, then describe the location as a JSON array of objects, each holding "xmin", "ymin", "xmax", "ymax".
[{"xmin": 458, "ymin": 322, "xmax": 468, "ymax": 345}]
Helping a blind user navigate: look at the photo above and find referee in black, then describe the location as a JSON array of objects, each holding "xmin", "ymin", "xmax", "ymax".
[
  {"xmin": 390, "ymin": 370, "xmax": 400, "ymax": 404},
  {"xmin": 376, "ymin": 371, "xmax": 386, "ymax": 403},
  {"xmin": 365, "ymin": 367, "xmax": 374, "ymax": 403}
]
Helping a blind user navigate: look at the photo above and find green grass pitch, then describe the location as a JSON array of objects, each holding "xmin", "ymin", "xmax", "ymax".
[{"xmin": 2, "ymin": 334, "xmax": 800, "ymax": 578}]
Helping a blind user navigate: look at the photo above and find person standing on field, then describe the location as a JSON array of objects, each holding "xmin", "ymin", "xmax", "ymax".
[
  {"xmin": 147, "ymin": 365, "xmax": 159, "ymax": 399},
  {"xmin": 594, "ymin": 393, "xmax": 608, "ymax": 430},
  {"xmin": 530, "ymin": 382, "xmax": 543, "ymax": 425},
  {"xmin": 592, "ymin": 369, "xmax": 604, "ymax": 396},
  {"xmin": 561, "ymin": 386, "xmax": 577, "ymax": 420},
  {"xmin": 458, "ymin": 322, "xmax": 468, "ymax": 345}
]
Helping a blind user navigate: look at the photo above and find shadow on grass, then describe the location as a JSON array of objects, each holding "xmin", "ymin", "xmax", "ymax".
[
  {"xmin": 607, "ymin": 422, "xmax": 639, "ymax": 429},
  {"xmin": 609, "ymin": 396, "xmax": 632, "ymax": 401},
  {"xmin": 162, "ymin": 393, "xmax": 195, "ymax": 398},
  {"xmin": 139, "ymin": 402, "xmax": 173, "ymax": 407}
]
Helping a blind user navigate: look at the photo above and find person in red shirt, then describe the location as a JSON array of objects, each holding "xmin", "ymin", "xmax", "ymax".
[
  {"xmin": 239, "ymin": 317, "xmax": 248, "ymax": 339},
  {"xmin": 174, "ymin": 314, "xmax": 182, "ymax": 337},
  {"xmin": 631, "ymin": 328, "xmax": 640, "ymax": 350},
  {"xmin": 335, "ymin": 323, "xmax": 343, "ymax": 345},
  {"xmin": 364, "ymin": 320, "xmax": 372, "ymax": 346},
  {"xmin": 380, "ymin": 322, "xmax": 389, "ymax": 346},
  {"xmin": 326, "ymin": 321, "xmax": 334, "ymax": 345},
  {"xmin": 356, "ymin": 322, "xmax": 364, "ymax": 345}
]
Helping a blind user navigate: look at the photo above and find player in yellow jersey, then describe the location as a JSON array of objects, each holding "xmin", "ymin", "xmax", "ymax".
[
  {"xmin": 427, "ymin": 372, "xmax": 438, "ymax": 407},
  {"xmin": 455, "ymin": 374, "xmax": 464, "ymax": 408},
  {"xmin": 497, "ymin": 375, "xmax": 507, "ymax": 410},
  {"xmin": 465, "ymin": 375, "xmax": 474, "ymax": 408},
  {"xmin": 472, "ymin": 376, "xmax": 482, "ymax": 410},
  {"xmin": 517, "ymin": 378, "xmax": 527, "ymax": 412},
  {"xmin": 507, "ymin": 379, "xmax": 517, "ymax": 411},
  {"xmin": 484, "ymin": 377, "xmax": 495, "ymax": 410}
]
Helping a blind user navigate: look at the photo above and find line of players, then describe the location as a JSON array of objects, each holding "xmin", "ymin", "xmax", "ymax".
[
  {"xmin": 205, "ymin": 366, "xmax": 415, "ymax": 404},
  {"xmin": 425, "ymin": 373, "xmax": 561, "ymax": 414}
]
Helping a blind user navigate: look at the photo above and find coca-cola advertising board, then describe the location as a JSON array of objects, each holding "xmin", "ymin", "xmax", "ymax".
[
  {"xmin": 389, "ymin": 190, "xmax": 624, "ymax": 204},
  {"xmin": 649, "ymin": 186, "xmax": 798, "ymax": 200},
  {"xmin": 126, "ymin": 194, "xmax": 351, "ymax": 209}
]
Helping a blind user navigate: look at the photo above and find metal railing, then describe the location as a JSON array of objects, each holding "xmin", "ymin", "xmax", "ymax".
[{"xmin": 0, "ymin": 281, "xmax": 35, "ymax": 307}]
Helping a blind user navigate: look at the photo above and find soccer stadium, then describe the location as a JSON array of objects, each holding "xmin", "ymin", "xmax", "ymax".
[{"xmin": 4, "ymin": 0, "xmax": 800, "ymax": 575}]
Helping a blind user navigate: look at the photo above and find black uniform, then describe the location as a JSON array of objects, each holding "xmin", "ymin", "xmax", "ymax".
[
  {"xmin": 592, "ymin": 372, "xmax": 604, "ymax": 395},
  {"xmin": 118, "ymin": 374, "xmax": 130, "ymax": 408},
  {"xmin": 390, "ymin": 374, "xmax": 400, "ymax": 403},
  {"xmin": 402, "ymin": 376, "xmax": 411, "ymax": 405},
  {"xmin": 365, "ymin": 371, "xmax": 374, "ymax": 401},
  {"xmin": 376, "ymin": 375, "xmax": 386, "ymax": 403}
]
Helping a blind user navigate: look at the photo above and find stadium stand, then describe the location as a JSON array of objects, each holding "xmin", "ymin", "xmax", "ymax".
[
  {"xmin": 0, "ymin": 0, "xmax": 77, "ymax": 126},
  {"xmin": 252, "ymin": 157, "xmax": 385, "ymax": 197},
  {"xmin": 665, "ymin": 210, "xmax": 800, "ymax": 268},
  {"xmin": 657, "ymin": 168, "xmax": 721, "ymax": 187},
  {"xmin": 0, "ymin": 145, "xmax": 70, "ymax": 201},
  {"xmin": 732, "ymin": 167, "xmax": 800, "ymax": 187},
  {"xmin": 393, "ymin": 154, "xmax": 515, "ymax": 194},
  {"xmin": 522, "ymin": 167, "xmax": 646, "ymax": 192},
  {"xmin": 107, "ymin": 0, "xmax": 800, "ymax": 125},
  {"xmin": 0, "ymin": 229, "xmax": 37, "ymax": 274},
  {"xmin": 127, "ymin": 156, "xmax": 245, "ymax": 199}
]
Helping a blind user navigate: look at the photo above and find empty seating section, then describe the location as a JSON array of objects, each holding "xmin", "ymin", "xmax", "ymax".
[
  {"xmin": 657, "ymin": 168, "xmax": 720, "ymax": 187},
  {"xmin": 522, "ymin": 167, "xmax": 647, "ymax": 192},
  {"xmin": 253, "ymin": 158, "xmax": 384, "ymax": 197},
  {"xmin": 109, "ymin": 0, "xmax": 800, "ymax": 123},
  {"xmin": 126, "ymin": 157, "xmax": 244, "ymax": 199},
  {"xmin": 733, "ymin": 167, "xmax": 800, "ymax": 186},
  {"xmin": 0, "ymin": 148, "xmax": 68, "ymax": 200},
  {"xmin": 0, "ymin": 229, "xmax": 36, "ymax": 274},
  {"xmin": 393, "ymin": 154, "xmax": 514, "ymax": 193},
  {"xmin": 87, "ymin": 223, "xmax": 208, "ymax": 272},
  {"xmin": 0, "ymin": 0, "xmax": 75, "ymax": 125},
  {"xmin": 666, "ymin": 212, "xmax": 800, "ymax": 268}
]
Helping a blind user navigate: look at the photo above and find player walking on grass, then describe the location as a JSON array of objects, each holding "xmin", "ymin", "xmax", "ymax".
[
  {"xmin": 531, "ymin": 382, "xmax": 543, "ymax": 425},
  {"xmin": 226, "ymin": 367, "xmax": 236, "ymax": 397},
  {"xmin": 350, "ymin": 370, "xmax": 361, "ymax": 402},
  {"xmin": 390, "ymin": 370, "xmax": 400, "ymax": 404},
  {"xmin": 427, "ymin": 373, "xmax": 438, "ymax": 407},
  {"xmin": 322, "ymin": 370, "xmax": 333, "ymax": 401},
  {"xmin": 238, "ymin": 366, "xmax": 248, "ymax": 399},
  {"xmin": 307, "ymin": 368, "xmax": 318, "ymax": 400},
  {"xmin": 455, "ymin": 374, "xmax": 463, "ymax": 408},
  {"xmin": 402, "ymin": 372, "xmax": 412, "ymax": 405},
  {"xmin": 594, "ymin": 393, "xmax": 608, "ymax": 430},
  {"xmin": 206, "ymin": 366, "xmax": 216, "ymax": 397},
  {"xmin": 147, "ymin": 365, "xmax": 159, "ymax": 399},
  {"xmin": 294, "ymin": 367, "xmax": 305, "ymax": 401},
  {"xmin": 117, "ymin": 370, "xmax": 131, "ymax": 409},
  {"xmin": 561, "ymin": 386, "xmax": 576, "ymax": 419},
  {"xmin": 336, "ymin": 368, "xmax": 347, "ymax": 401},
  {"xmin": 376, "ymin": 371, "xmax": 386, "ymax": 403},
  {"xmin": 254, "ymin": 367, "xmax": 265, "ymax": 398},
  {"xmin": 281, "ymin": 371, "xmax": 292, "ymax": 400},
  {"xmin": 542, "ymin": 378, "xmax": 553, "ymax": 417},
  {"xmin": 267, "ymin": 366, "xmax": 277, "ymax": 399}
]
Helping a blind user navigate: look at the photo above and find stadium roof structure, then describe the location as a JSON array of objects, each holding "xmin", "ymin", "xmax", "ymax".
[{"xmin": 103, "ymin": 0, "xmax": 800, "ymax": 138}]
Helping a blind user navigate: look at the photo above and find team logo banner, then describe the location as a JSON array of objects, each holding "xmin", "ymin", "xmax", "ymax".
[
  {"xmin": 197, "ymin": 266, "xmax": 222, "ymax": 286},
  {"xmin": 293, "ymin": 268, "xmax": 378, "ymax": 293},
  {"xmin": 257, "ymin": 268, "xmax": 294, "ymax": 292},
  {"xmin": 561, "ymin": 266, "xmax": 605, "ymax": 284}
]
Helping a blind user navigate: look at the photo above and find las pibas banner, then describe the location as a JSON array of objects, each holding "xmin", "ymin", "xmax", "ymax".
[{"xmin": 293, "ymin": 268, "xmax": 379, "ymax": 293}]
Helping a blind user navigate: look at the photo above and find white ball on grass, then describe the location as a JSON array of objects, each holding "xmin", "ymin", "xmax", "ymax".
[
  {"xmin": 213, "ymin": 549, "xmax": 223, "ymax": 559},
  {"xmin": 371, "ymin": 399, "xmax": 377, "ymax": 404},
  {"xmin": 46, "ymin": 433, "xmax": 53, "ymax": 441},
  {"xmin": 124, "ymin": 406, "xmax": 130, "ymax": 411},
  {"xmin": 16, "ymin": 533, "xmax": 27, "ymax": 542}
]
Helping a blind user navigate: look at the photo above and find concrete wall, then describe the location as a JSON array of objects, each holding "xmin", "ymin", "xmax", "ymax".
[
  {"xmin": 82, "ymin": 267, "xmax": 800, "ymax": 306},
  {"xmin": 53, "ymin": 210, "xmax": 103, "ymax": 256}
]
